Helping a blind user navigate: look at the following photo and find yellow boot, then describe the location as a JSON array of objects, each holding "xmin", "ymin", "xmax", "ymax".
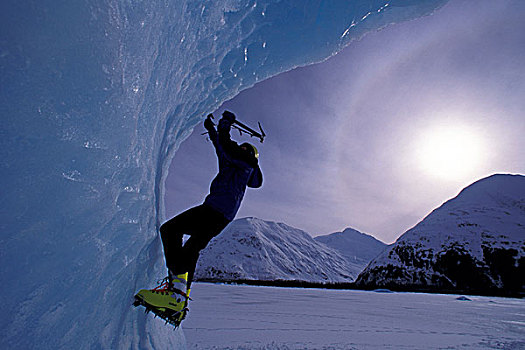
[{"xmin": 134, "ymin": 273, "xmax": 189, "ymax": 326}]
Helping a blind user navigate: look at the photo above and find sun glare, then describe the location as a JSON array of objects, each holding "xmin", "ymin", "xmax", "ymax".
[{"xmin": 415, "ymin": 123, "xmax": 485, "ymax": 181}]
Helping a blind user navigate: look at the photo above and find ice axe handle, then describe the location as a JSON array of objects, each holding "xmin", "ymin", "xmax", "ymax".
[{"xmin": 233, "ymin": 120, "xmax": 266, "ymax": 143}]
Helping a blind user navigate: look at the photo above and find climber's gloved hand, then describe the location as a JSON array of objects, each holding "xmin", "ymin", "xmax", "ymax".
[
  {"xmin": 221, "ymin": 110, "xmax": 236, "ymax": 123},
  {"xmin": 204, "ymin": 114, "xmax": 215, "ymax": 131}
]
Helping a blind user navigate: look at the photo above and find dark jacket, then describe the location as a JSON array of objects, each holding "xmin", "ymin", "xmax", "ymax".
[{"xmin": 203, "ymin": 118, "xmax": 263, "ymax": 221}]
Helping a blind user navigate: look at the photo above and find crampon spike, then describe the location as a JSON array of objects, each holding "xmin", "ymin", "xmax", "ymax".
[{"xmin": 133, "ymin": 291, "xmax": 187, "ymax": 329}]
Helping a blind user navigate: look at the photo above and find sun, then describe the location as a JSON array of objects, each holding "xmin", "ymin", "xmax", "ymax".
[{"xmin": 414, "ymin": 123, "xmax": 485, "ymax": 181}]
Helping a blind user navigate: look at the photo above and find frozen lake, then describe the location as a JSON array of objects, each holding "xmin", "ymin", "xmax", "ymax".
[{"xmin": 181, "ymin": 283, "xmax": 525, "ymax": 349}]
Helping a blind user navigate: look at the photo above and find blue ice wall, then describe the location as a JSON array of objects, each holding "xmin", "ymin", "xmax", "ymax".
[{"xmin": 1, "ymin": 0, "xmax": 447, "ymax": 348}]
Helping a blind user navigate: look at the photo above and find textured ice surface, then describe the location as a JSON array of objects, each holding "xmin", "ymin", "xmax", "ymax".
[
  {"xmin": 1, "ymin": 0, "xmax": 448, "ymax": 348},
  {"xmin": 184, "ymin": 283, "xmax": 525, "ymax": 349}
]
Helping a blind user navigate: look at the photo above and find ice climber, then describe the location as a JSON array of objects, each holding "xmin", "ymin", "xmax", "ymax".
[{"xmin": 134, "ymin": 111, "xmax": 263, "ymax": 326}]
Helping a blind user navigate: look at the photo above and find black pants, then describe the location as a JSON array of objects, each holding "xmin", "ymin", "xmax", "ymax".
[{"xmin": 160, "ymin": 204, "xmax": 230, "ymax": 288}]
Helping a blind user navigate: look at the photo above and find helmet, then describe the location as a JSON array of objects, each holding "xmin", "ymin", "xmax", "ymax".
[{"xmin": 241, "ymin": 142, "xmax": 259, "ymax": 159}]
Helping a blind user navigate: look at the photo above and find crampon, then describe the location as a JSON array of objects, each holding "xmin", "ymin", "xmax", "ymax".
[{"xmin": 133, "ymin": 278, "xmax": 189, "ymax": 329}]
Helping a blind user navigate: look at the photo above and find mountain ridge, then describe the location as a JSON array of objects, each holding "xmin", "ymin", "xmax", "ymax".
[
  {"xmin": 355, "ymin": 174, "xmax": 525, "ymax": 295},
  {"xmin": 195, "ymin": 217, "xmax": 383, "ymax": 283},
  {"xmin": 315, "ymin": 227, "xmax": 388, "ymax": 269}
]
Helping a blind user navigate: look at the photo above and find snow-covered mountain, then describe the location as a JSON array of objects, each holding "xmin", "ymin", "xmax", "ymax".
[
  {"xmin": 315, "ymin": 227, "xmax": 388, "ymax": 272},
  {"xmin": 356, "ymin": 174, "xmax": 525, "ymax": 295},
  {"xmin": 195, "ymin": 217, "xmax": 358, "ymax": 283}
]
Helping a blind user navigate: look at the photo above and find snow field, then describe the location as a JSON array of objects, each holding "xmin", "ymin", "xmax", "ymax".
[{"xmin": 182, "ymin": 283, "xmax": 525, "ymax": 349}]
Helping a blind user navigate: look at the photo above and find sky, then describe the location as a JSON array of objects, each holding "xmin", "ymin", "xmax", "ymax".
[{"xmin": 165, "ymin": 0, "xmax": 525, "ymax": 244}]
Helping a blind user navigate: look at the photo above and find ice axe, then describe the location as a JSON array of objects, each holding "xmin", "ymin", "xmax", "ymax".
[
  {"xmin": 202, "ymin": 114, "xmax": 266, "ymax": 143},
  {"xmin": 231, "ymin": 120, "xmax": 266, "ymax": 143}
]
